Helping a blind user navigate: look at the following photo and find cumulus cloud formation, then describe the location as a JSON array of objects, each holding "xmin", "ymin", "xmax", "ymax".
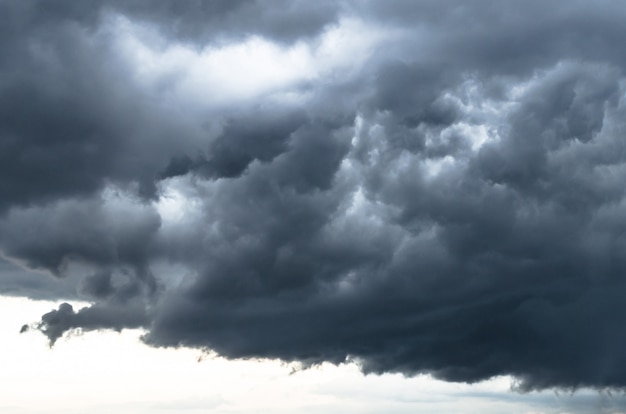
[{"xmin": 3, "ymin": 0, "xmax": 626, "ymax": 391}]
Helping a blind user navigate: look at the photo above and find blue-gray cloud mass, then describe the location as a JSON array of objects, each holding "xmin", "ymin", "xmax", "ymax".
[{"xmin": 3, "ymin": 0, "xmax": 626, "ymax": 391}]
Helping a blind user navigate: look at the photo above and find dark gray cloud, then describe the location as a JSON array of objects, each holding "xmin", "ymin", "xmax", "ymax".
[
  {"xmin": 0, "ymin": 258, "xmax": 79, "ymax": 300},
  {"xmin": 31, "ymin": 301, "xmax": 149, "ymax": 345},
  {"xmin": 3, "ymin": 0, "xmax": 626, "ymax": 392},
  {"xmin": 116, "ymin": 0, "xmax": 341, "ymax": 45}
]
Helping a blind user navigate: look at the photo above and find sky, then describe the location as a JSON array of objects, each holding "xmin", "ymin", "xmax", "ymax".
[{"xmin": 3, "ymin": 0, "xmax": 626, "ymax": 412}]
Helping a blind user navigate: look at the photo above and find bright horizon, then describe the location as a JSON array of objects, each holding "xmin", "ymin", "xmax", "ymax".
[{"xmin": 3, "ymin": 295, "xmax": 623, "ymax": 414}]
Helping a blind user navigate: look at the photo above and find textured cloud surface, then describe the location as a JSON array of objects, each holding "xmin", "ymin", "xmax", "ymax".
[{"xmin": 3, "ymin": 0, "xmax": 626, "ymax": 391}]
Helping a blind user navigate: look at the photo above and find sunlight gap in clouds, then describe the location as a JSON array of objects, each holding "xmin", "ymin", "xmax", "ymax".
[{"xmin": 108, "ymin": 14, "xmax": 389, "ymax": 108}]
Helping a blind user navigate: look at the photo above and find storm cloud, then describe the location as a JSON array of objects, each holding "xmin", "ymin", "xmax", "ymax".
[{"xmin": 3, "ymin": 0, "xmax": 626, "ymax": 391}]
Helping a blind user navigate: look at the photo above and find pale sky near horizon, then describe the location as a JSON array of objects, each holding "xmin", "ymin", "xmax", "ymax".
[{"xmin": 1, "ymin": 295, "xmax": 625, "ymax": 414}]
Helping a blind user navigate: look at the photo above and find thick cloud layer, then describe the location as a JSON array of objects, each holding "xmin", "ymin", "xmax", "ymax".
[{"xmin": 4, "ymin": 0, "xmax": 626, "ymax": 391}]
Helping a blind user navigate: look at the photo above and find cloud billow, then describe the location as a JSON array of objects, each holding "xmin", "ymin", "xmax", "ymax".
[{"xmin": 3, "ymin": 0, "xmax": 626, "ymax": 391}]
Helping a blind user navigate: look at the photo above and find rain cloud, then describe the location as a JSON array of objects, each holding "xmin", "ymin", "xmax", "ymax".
[{"xmin": 3, "ymin": 0, "xmax": 626, "ymax": 391}]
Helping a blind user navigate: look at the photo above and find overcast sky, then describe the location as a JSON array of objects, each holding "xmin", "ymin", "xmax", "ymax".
[{"xmin": 3, "ymin": 1, "xmax": 626, "ymax": 412}]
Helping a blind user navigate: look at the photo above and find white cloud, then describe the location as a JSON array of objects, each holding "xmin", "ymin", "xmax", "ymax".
[{"xmin": 107, "ymin": 15, "xmax": 390, "ymax": 109}]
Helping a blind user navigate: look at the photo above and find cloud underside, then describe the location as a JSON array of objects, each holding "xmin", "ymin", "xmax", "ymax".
[{"xmin": 3, "ymin": 0, "xmax": 626, "ymax": 391}]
